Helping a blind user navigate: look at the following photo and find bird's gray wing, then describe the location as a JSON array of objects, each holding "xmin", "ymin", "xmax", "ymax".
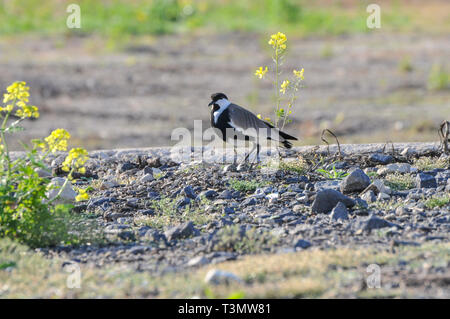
[{"xmin": 227, "ymin": 103, "xmax": 282, "ymax": 141}]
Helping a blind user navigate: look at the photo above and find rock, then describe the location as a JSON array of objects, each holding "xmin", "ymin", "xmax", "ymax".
[
  {"xmin": 311, "ymin": 189, "xmax": 355, "ymax": 214},
  {"xmin": 204, "ymin": 269, "xmax": 243, "ymax": 285},
  {"xmin": 241, "ymin": 197, "xmax": 257, "ymax": 206},
  {"xmin": 377, "ymin": 163, "xmax": 411, "ymax": 175},
  {"xmin": 100, "ymin": 179, "xmax": 119, "ymax": 189},
  {"xmin": 147, "ymin": 157, "xmax": 161, "ymax": 167},
  {"xmin": 197, "ymin": 189, "xmax": 218, "ymax": 200},
  {"xmin": 141, "ymin": 229, "xmax": 166, "ymax": 243},
  {"xmin": 314, "ymin": 180, "xmax": 340, "ymax": 192},
  {"xmin": 357, "ymin": 215, "xmax": 398, "ymax": 232},
  {"xmin": 362, "ymin": 179, "xmax": 392, "ymax": 195},
  {"xmin": 151, "ymin": 167, "xmax": 163, "ymax": 176},
  {"xmin": 35, "ymin": 167, "xmax": 52, "ymax": 178},
  {"xmin": 361, "ymin": 190, "xmax": 376, "ymax": 203},
  {"xmin": 116, "ymin": 162, "xmax": 136, "ymax": 173},
  {"xmin": 183, "ymin": 185, "xmax": 197, "ymax": 199},
  {"xmin": 340, "ymin": 168, "xmax": 371, "ymax": 193},
  {"xmin": 140, "ymin": 173, "xmax": 154, "ymax": 183},
  {"xmin": 369, "ymin": 153, "xmax": 394, "ymax": 165},
  {"xmin": 46, "ymin": 177, "xmax": 77, "ymax": 203},
  {"xmin": 147, "ymin": 191, "xmax": 160, "ymax": 200},
  {"xmin": 187, "ymin": 256, "xmax": 210, "ymax": 267},
  {"xmin": 377, "ymin": 192, "xmax": 391, "ymax": 201},
  {"xmin": 218, "ymin": 190, "xmax": 233, "ymax": 199},
  {"xmin": 294, "ymin": 239, "xmax": 312, "ymax": 249},
  {"xmin": 416, "ymin": 173, "xmax": 437, "ymax": 188},
  {"xmin": 330, "ymin": 202, "xmax": 349, "ymax": 221},
  {"xmin": 164, "ymin": 221, "xmax": 196, "ymax": 241}
]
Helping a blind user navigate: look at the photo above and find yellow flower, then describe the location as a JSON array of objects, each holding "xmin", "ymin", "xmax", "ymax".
[
  {"xmin": 293, "ymin": 68, "xmax": 305, "ymax": 80},
  {"xmin": 254, "ymin": 66, "xmax": 268, "ymax": 79},
  {"xmin": 2, "ymin": 81, "xmax": 38, "ymax": 118},
  {"xmin": 257, "ymin": 114, "xmax": 262, "ymax": 119},
  {"xmin": 268, "ymin": 32, "xmax": 287, "ymax": 51},
  {"xmin": 62, "ymin": 147, "xmax": 89, "ymax": 174},
  {"xmin": 75, "ymin": 188, "xmax": 90, "ymax": 202},
  {"xmin": 44, "ymin": 129, "xmax": 71, "ymax": 153},
  {"xmin": 280, "ymin": 80, "xmax": 290, "ymax": 94}
]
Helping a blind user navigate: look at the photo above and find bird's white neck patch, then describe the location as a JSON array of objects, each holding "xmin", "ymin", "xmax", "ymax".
[{"xmin": 213, "ymin": 98, "xmax": 231, "ymax": 124}]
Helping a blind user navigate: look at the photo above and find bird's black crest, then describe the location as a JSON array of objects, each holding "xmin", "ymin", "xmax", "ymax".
[{"xmin": 211, "ymin": 92, "xmax": 228, "ymax": 102}]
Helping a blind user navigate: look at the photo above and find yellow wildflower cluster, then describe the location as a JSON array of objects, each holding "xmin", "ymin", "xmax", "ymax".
[
  {"xmin": 293, "ymin": 68, "xmax": 305, "ymax": 80},
  {"xmin": 43, "ymin": 129, "xmax": 71, "ymax": 153},
  {"xmin": 255, "ymin": 66, "xmax": 268, "ymax": 79},
  {"xmin": 268, "ymin": 32, "xmax": 287, "ymax": 51},
  {"xmin": 280, "ymin": 80, "xmax": 290, "ymax": 94},
  {"xmin": 75, "ymin": 188, "xmax": 90, "ymax": 202},
  {"xmin": 2, "ymin": 81, "xmax": 39, "ymax": 118},
  {"xmin": 62, "ymin": 147, "xmax": 88, "ymax": 175}
]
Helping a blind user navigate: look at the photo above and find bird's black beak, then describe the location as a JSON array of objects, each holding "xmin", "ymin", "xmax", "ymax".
[{"xmin": 208, "ymin": 101, "xmax": 214, "ymax": 106}]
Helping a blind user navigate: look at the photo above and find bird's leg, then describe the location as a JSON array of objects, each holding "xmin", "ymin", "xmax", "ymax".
[
  {"xmin": 233, "ymin": 143, "xmax": 238, "ymax": 165},
  {"xmin": 256, "ymin": 143, "xmax": 261, "ymax": 163},
  {"xmin": 243, "ymin": 142, "xmax": 256, "ymax": 163}
]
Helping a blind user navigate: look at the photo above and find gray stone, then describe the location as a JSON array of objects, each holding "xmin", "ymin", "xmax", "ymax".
[
  {"xmin": 314, "ymin": 180, "xmax": 341, "ymax": 192},
  {"xmin": 183, "ymin": 185, "xmax": 197, "ymax": 199},
  {"xmin": 164, "ymin": 221, "xmax": 196, "ymax": 241},
  {"xmin": 361, "ymin": 190, "xmax": 376, "ymax": 203},
  {"xmin": 358, "ymin": 215, "xmax": 398, "ymax": 232},
  {"xmin": 140, "ymin": 173, "xmax": 154, "ymax": 183},
  {"xmin": 377, "ymin": 163, "xmax": 411, "ymax": 175},
  {"xmin": 204, "ymin": 269, "xmax": 243, "ymax": 285},
  {"xmin": 197, "ymin": 189, "xmax": 218, "ymax": 200},
  {"xmin": 369, "ymin": 153, "xmax": 394, "ymax": 164},
  {"xmin": 46, "ymin": 177, "xmax": 77, "ymax": 203},
  {"xmin": 294, "ymin": 239, "xmax": 312, "ymax": 249},
  {"xmin": 187, "ymin": 256, "xmax": 210, "ymax": 267},
  {"xmin": 330, "ymin": 202, "xmax": 349, "ymax": 221},
  {"xmin": 340, "ymin": 168, "xmax": 371, "ymax": 193},
  {"xmin": 311, "ymin": 189, "xmax": 355, "ymax": 214},
  {"xmin": 416, "ymin": 173, "xmax": 437, "ymax": 188}
]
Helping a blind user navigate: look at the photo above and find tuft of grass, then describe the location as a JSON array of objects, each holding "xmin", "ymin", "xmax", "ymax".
[
  {"xmin": 398, "ymin": 56, "xmax": 413, "ymax": 73},
  {"xmin": 414, "ymin": 157, "xmax": 449, "ymax": 171},
  {"xmin": 316, "ymin": 165, "xmax": 348, "ymax": 180},
  {"xmin": 279, "ymin": 156, "xmax": 309, "ymax": 175},
  {"xmin": 0, "ymin": 238, "xmax": 448, "ymax": 298},
  {"xmin": 427, "ymin": 64, "xmax": 450, "ymax": 91},
  {"xmin": 424, "ymin": 195, "xmax": 450, "ymax": 209},
  {"xmin": 384, "ymin": 173, "xmax": 415, "ymax": 191},
  {"xmin": 134, "ymin": 196, "xmax": 215, "ymax": 230},
  {"xmin": 228, "ymin": 178, "xmax": 267, "ymax": 193},
  {"xmin": 211, "ymin": 225, "xmax": 278, "ymax": 254}
]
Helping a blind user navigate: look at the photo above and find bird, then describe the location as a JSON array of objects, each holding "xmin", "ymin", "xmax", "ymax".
[{"xmin": 208, "ymin": 92, "xmax": 298, "ymax": 163}]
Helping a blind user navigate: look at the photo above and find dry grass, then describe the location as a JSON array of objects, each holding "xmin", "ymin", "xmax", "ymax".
[{"xmin": 1, "ymin": 238, "xmax": 448, "ymax": 298}]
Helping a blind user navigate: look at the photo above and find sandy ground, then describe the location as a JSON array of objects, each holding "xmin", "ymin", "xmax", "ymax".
[{"xmin": 0, "ymin": 32, "xmax": 449, "ymax": 151}]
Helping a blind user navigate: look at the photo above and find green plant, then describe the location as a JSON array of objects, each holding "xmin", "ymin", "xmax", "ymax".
[
  {"xmin": 424, "ymin": 195, "xmax": 450, "ymax": 209},
  {"xmin": 279, "ymin": 156, "xmax": 309, "ymax": 174},
  {"xmin": 254, "ymin": 32, "xmax": 305, "ymax": 130},
  {"xmin": 228, "ymin": 178, "xmax": 268, "ymax": 192},
  {"xmin": 384, "ymin": 173, "xmax": 415, "ymax": 191},
  {"xmin": 427, "ymin": 64, "xmax": 449, "ymax": 91},
  {"xmin": 414, "ymin": 157, "xmax": 449, "ymax": 171},
  {"xmin": 398, "ymin": 56, "xmax": 413, "ymax": 73},
  {"xmin": 0, "ymin": 81, "xmax": 93, "ymax": 247},
  {"xmin": 316, "ymin": 165, "xmax": 348, "ymax": 180},
  {"xmin": 212, "ymin": 225, "xmax": 278, "ymax": 254}
]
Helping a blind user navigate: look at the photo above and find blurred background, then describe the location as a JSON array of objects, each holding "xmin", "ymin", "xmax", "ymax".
[{"xmin": 0, "ymin": 0, "xmax": 449, "ymax": 151}]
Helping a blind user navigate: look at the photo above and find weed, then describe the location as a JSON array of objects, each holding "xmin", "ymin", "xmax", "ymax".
[
  {"xmin": 384, "ymin": 173, "xmax": 415, "ymax": 191},
  {"xmin": 228, "ymin": 178, "xmax": 268, "ymax": 193},
  {"xmin": 424, "ymin": 195, "xmax": 450, "ymax": 209}
]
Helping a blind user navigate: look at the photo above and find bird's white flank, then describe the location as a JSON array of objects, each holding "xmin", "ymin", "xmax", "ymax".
[{"xmin": 213, "ymin": 98, "xmax": 231, "ymax": 124}]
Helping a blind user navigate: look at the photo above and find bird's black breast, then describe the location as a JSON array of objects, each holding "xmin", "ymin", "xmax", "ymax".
[{"xmin": 211, "ymin": 107, "xmax": 234, "ymax": 142}]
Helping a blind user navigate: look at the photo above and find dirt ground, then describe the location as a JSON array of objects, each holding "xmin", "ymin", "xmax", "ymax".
[{"xmin": 0, "ymin": 32, "xmax": 449, "ymax": 151}]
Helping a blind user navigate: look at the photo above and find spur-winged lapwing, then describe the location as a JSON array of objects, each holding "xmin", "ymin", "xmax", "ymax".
[{"xmin": 208, "ymin": 92, "xmax": 298, "ymax": 162}]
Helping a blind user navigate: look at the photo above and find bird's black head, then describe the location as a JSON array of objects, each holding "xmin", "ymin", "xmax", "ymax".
[{"xmin": 209, "ymin": 92, "xmax": 228, "ymax": 106}]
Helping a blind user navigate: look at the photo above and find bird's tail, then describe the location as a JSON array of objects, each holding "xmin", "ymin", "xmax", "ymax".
[{"xmin": 281, "ymin": 140, "xmax": 293, "ymax": 149}]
